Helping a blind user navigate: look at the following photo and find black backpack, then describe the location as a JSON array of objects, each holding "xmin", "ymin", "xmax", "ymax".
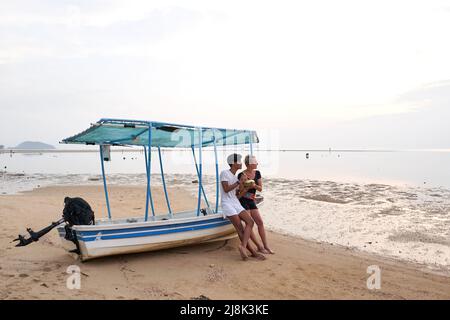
[{"xmin": 63, "ymin": 197, "xmax": 95, "ymax": 226}]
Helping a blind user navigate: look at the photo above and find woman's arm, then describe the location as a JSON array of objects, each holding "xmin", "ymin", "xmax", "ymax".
[
  {"xmin": 255, "ymin": 178, "xmax": 263, "ymax": 192},
  {"xmin": 254, "ymin": 171, "xmax": 263, "ymax": 192}
]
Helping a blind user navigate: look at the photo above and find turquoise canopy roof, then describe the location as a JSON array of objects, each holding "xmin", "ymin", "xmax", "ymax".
[{"xmin": 61, "ymin": 118, "xmax": 259, "ymax": 148}]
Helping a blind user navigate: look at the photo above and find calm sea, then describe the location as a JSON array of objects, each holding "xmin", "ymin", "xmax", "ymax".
[{"xmin": 1, "ymin": 149, "xmax": 450, "ymax": 189}]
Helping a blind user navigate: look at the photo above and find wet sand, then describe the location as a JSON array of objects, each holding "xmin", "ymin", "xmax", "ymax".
[{"xmin": 1, "ymin": 185, "xmax": 449, "ymax": 300}]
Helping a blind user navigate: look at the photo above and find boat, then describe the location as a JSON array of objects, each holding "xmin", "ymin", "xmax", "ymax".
[{"xmin": 55, "ymin": 118, "xmax": 261, "ymax": 261}]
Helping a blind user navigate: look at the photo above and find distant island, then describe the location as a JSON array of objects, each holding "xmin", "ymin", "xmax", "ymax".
[{"xmin": 14, "ymin": 141, "xmax": 55, "ymax": 150}]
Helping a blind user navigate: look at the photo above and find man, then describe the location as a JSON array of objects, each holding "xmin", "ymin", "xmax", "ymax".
[{"xmin": 220, "ymin": 153, "xmax": 265, "ymax": 261}]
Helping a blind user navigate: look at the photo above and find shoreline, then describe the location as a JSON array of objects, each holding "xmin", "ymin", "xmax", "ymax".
[
  {"xmin": 3, "ymin": 183, "xmax": 450, "ymax": 276},
  {"xmin": 1, "ymin": 185, "xmax": 449, "ymax": 300}
]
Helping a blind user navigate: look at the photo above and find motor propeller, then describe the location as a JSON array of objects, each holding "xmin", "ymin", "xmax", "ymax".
[
  {"xmin": 13, "ymin": 197, "xmax": 95, "ymax": 247},
  {"xmin": 13, "ymin": 218, "xmax": 66, "ymax": 247}
]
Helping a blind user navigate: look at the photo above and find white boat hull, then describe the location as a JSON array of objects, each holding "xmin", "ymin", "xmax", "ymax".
[
  {"xmin": 57, "ymin": 197, "xmax": 264, "ymax": 261},
  {"xmin": 57, "ymin": 212, "xmax": 237, "ymax": 261}
]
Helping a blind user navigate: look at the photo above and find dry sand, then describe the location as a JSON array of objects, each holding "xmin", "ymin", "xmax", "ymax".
[{"xmin": 1, "ymin": 185, "xmax": 449, "ymax": 300}]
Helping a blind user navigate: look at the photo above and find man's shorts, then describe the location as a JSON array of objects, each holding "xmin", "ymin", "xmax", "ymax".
[{"xmin": 221, "ymin": 200, "xmax": 246, "ymax": 217}]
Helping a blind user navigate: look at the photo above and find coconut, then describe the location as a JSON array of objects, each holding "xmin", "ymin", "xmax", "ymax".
[{"xmin": 244, "ymin": 180, "xmax": 255, "ymax": 188}]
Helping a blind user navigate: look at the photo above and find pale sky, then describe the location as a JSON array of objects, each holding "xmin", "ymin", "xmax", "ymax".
[{"xmin": 1, "ymin": 0, "xmax": 450, "ymax": 149}]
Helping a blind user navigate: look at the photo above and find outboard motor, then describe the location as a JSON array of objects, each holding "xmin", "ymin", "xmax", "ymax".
[
  {"xmin": 62, "ymin": 197, "xmax": 95, "ymax": 226},
  {"xmin": 14, "ymin": 197, "xmax": 95, "ymax": 249}
]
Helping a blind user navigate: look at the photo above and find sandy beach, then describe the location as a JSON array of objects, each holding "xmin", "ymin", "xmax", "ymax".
[{"xmin": 1, "ymin": 185, "xmax": 450, "ymax": 300}]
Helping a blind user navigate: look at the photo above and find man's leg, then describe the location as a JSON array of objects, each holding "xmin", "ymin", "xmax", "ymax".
[
  {"xmin": 227, "ymin": 215, "xmax": 248, "ymax": 260},
  {"xmin": 239, "ymin": 210, "xmax": 268, "ymax": 260},
  {"xmin": 228, "ymin": 215, "xmax": 245, "ymax": 241},
  {"xmin": 238, "ymin": 210, "xmax": 254, "ymax": 250}
]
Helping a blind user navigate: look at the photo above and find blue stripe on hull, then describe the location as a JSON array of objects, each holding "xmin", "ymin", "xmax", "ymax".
[
  {"xmin": 77, "ymin": 217, "xmax": 225, "ymax": 237},
  {"xmin": 78, "ymin": 220, "xmax": 232, "ymax": 242}
]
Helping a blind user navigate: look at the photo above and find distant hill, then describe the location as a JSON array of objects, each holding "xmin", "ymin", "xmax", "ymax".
[{"xmin": 14, "ymin": 141, "xmax": 55, "ymax": 150}]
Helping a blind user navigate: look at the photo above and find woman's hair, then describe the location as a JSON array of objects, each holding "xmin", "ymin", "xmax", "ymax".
[{"xmin": 245, "ymin": 155, "xmax": 257, "ymax": 166}]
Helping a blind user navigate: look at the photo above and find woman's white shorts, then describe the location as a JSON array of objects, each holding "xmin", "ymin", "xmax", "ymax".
[{"xmin": 221, "ymin": 200, "xmax": 246, "ymax": 217}]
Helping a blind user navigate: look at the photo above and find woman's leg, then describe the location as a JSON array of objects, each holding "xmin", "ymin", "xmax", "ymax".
[
  {"xmin": 240, "ymin": 200, "xmax": 264, "ymax": 251},
  {"xmin": 250, "ymin": 230, "xmax": 265, "ymax": 252},
  {"xmin": 250, "ymin": 209, "xmax": 274, "ymax": 254}
]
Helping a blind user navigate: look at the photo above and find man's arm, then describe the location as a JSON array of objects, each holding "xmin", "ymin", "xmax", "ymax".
[{"xmin": 221, "ymin": 180, "xmax": 240, "ymax": 193}]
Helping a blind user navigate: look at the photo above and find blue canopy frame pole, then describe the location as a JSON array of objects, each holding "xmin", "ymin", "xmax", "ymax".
[
  {"xmin": 196, "ymin": 128, "xmax": 203, "ymax": 216},
  {"xmin": 249, "ymin": 131, "xmax": 254, "ymax": 156},
  {"xmin": 144, "ymin": 127, "xmax": 155, "ymax": 221},
  {"xmin": 191, "ymin": 147, "xmax": 210, "ymax": 209},
  {"xmin": 99, "ymin": 145, "xmax": 112, "ymax": 219},
  {"xmin": 212, "ymin": 130, "xmax": 220, "ymax": 214},
  {"xmin": 158, "ymin": 146, "xmax": 172, "ymax": 217}
]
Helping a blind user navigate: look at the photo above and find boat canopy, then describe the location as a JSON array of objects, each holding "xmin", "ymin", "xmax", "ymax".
[
  {"xmin": 60, "ymin": 118, "xmax": 259, "ymax": 221},
  {"xmin": 62, "ymin": 118, "xmax": 259, "ymax": 148}
]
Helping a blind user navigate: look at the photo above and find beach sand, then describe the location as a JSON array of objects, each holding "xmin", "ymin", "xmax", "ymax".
[{"xmin": 1, "ymin": 185, "xmax": 449, "ymax": 300}]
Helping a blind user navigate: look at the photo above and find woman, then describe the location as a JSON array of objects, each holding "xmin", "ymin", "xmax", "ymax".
[{"xmin": 237, "ymin": 155, "xmax": 274, "ymax": 254}]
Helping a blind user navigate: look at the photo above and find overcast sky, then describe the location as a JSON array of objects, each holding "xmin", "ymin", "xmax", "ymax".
[{"xmin": 1, "ymin": 0, "xmax": 450, "ymax": 149}]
